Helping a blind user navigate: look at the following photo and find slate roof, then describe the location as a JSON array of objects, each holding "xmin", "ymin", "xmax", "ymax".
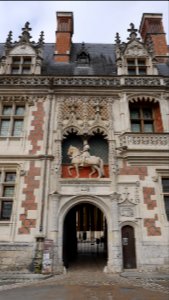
[
  {"xmin": 0, "ymin": 42, "xmax": 169, "ymax": 76},
  {"xmin": 42, "ymin": 43, "xmax": 117, "ymax": 76}
]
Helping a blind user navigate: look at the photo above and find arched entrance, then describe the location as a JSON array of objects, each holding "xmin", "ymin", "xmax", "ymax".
[
  {"xmin": 63, "ymin": 202, "xmax": 108, "ymax": 269},
  {"xmin": 122, "ymin": 225, "xmax": 136, "ymax": 269}
]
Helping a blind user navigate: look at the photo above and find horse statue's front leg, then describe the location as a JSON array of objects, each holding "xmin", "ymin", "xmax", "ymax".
[
  {"xmin": 75, "ymin": 164, "xmax": 80, "ymax": 178},
  {"xmin": 68, "ymin": 165, "xmax": 74, "ymax": 176},
  {"xmin": 89, "ymin": 165, "xmax": 100, "ymax": 178}
]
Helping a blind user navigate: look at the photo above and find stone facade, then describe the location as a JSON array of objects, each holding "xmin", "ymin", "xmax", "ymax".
[{"xmin": 0, "ymin": 12, "xmax": 169, "ymax": 274}]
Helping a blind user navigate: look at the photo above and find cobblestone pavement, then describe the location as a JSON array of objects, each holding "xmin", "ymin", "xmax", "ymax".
[{"xmin": 0, "ymin": 258, "xmax": 169, "ymax": 300}]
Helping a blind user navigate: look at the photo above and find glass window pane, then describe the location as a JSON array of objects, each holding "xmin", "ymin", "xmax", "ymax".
[
  {"xmin": 5, "ymin": 173, "xmax": 16, "ymax": 182},
  {"xmin": 22, "ymin": 67, "xmax": 31, "ymax": 74},
  {"xmin": 139, "ymin": 68, "xmax": 147, "ymax": 75},
  {"xmin": 131, "ymin": 123, "xmax": 141, "ymax": 132},
  {"xmin": 1, "ymin": 201, "xmax": 12, "ymax": 219},
  {"xmin": 13, "ymin": 120, "xmax": 23, "ymax": 136},
  {"xmin": 164, "ymin": 196, "xmax": 169, "ymax": 221},
  {"xmin": 15, "ymin": 106, "xmax": 25, "ymax": 116},
  {"xmin": 130, "ymin": 109, "xmax": 140, "ymax": 119},
  {"xmin": 12, "ymin": 57, "xmax": 21, "ymax": 64},
  {"xmin": 3, "ymin": 186, "xmax": 14, "ymax": 197},
  {"xmin": 128, "ymin": 68, "xmax": 136, "ymax": 75},
  {"xmin": 0, "ymin": 120, "xmax": 10, "ymax": 136},
  {"xmin": 143, "ymin": 109, "xmax": 152, "ymax": 120},
  {"xmin": 162, "ymin": 179, "xmax": 169, "ymax": 193},
  {"xmin": 144, "ymin": 123, "xmax": 154, "ymax": 132},
  {"xmin": 11, "ymin": 67, "xmax": 20, "ymax": 74},
  {"xmin": 127, "ymin": 59, "xmax": 135, "ymax": 66},
  {"xmin": 138, "ymin": 59, "xmax": 146, "ymax": 66},
  {"xmin": 23, "ymin": 57, "xmax": 32, "ymax": 64},
  {"xmin": 2, "ymin": 106, "xmax": 12, "ymax": 115}
]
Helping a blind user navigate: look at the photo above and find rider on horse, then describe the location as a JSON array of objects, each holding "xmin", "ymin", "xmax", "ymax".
[{"xmin": 80, "ymin": 143, "xmax": 90, "ymax": 166}]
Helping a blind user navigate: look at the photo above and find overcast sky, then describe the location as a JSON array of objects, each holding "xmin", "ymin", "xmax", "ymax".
[{"xmin": 0, "ymin": 1, "xmax": 168, "ymax": 44}]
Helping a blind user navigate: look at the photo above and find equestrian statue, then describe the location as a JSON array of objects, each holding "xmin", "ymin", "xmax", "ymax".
[{"xmin": 67, "ymin": 143, "xmax": 105, "ymax": 178}]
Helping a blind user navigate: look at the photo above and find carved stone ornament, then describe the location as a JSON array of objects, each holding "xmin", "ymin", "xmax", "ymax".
[
  {"xmin": 125, "ymin": 40, "xmax": 148, "ymax": 57},
  {"xmin": 61, "ymin": 96, "xmax": 110, "ymax": 138},
  {"xmin": 0, "ymin": 95, "xmax": 45, "ymax": 106},
  {"xmin": 0, "ymin": 76, "xmax": 167, "ymax": 87},
  {"xmin": 4, "ymin": 22, "xmax": 44, "ymax": 57},
  {"xmin": 118, "ymin": 184, "xmax": 140, "ymax": 205}
]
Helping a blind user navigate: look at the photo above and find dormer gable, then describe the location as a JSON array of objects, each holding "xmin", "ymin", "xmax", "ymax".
[
  {"xmin": 115, "ymin": 23, "xmax": 158, "ymax": 76},
  {"xmin": 0, "ymin": 22, "xmax": 44, "ymax": 75},
  {"xmin": 76, "ymin": 42, "xmax": 90, "ymax": 65}
]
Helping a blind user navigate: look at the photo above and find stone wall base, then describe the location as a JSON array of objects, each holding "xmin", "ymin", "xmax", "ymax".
[{"xmin": 0, "ymin": 243, "xmax": 35, "ymax": 272}]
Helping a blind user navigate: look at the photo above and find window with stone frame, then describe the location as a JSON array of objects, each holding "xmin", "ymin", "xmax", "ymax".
[
  {"xmin": 162, "ymin": 178, "xmax": 169, "ymax": 221},
  {"xmin": 129, "ymin": 101, "xmax": 163, "ymax": 133},
  {"xmin": 0, "ymin": 103, "xmax": 25, "ymax": 137},
  {"xmin": 127, "ymin": 58, "xmax": 147, "ymax": 75},
  {"xmin": 0, "ymin": 171, "xmax": 16, "ymax": 220},
  {"xmin": 11, "ymin": 56, "xmax": 32, "ymax": 74}
]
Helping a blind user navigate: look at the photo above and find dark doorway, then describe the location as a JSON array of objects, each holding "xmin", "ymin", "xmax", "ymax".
[
  {"xmin": 63, "ymin": 203, "xmax": 107, "ymax": 269},
  {"xmin": 122, "ymin": 225, "xmax": 136, "ymax": 269}
]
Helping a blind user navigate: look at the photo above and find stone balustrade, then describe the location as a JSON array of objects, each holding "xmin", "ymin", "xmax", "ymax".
[{"xmin": 119, "ymin": 133, "xmax": 169, "ymax": 150}]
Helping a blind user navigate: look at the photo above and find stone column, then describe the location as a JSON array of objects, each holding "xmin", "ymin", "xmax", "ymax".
[
  {"xmin": 106, "ymin": 193, "xmax": 122, "ymax": 273},
  {"xmin": 49, "ymin": 193, "xmax": 65, "ymax": 274}
]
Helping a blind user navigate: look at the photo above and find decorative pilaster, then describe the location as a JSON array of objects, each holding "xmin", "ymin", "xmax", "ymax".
[{"xmin": 105, "ymin": 193, "xmax": 122, "ymax": 273}]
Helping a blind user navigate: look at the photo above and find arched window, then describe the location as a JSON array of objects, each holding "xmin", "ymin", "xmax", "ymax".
[{"xmin": 129, "ymin": 99, "xmax": 163, "ymax": 133}]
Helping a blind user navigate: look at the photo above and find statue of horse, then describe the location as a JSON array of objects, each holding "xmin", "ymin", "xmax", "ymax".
[{"xmin": 67, "ymin": 145, "xmax": 105, "ymax": 178}]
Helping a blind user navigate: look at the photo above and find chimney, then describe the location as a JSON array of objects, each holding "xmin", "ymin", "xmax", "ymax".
[
  {"xmin": 139, "ymin": 13, "xmax": 168, "ymax": 61},
  {"xmin": 54, "ymin": 12, "xmax": 74, "ymax": 63}
]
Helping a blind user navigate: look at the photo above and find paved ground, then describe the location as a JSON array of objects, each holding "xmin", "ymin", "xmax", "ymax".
[{"xmin": 0, "ymin": 257, "xmax": 169, "ymax": 300}]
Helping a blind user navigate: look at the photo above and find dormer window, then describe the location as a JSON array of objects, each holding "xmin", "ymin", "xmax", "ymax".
[
  {"xmin": 127, "ymin": 58, "xmax": 147, "ymax": 75},
  {"xmin": 11, "ymin": 56, "xmax": 32, "ymax": 74},
  {"xmin": 77, "ymin": 42, "xmax": 90, "ymax": 66}
]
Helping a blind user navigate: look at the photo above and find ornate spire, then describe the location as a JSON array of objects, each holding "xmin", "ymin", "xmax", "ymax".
[
  {"xmin": 18, "ymin": 21, "xmax": 33, "ymax": 43},
  {"xmin": 127, "ymin": 23, "xmax": 140, "ymax": 41},
  {"xmin": 5, "ymin": 31, "xmax": 13, "ymax": 46},
  {"xmin": 115, "ymin": 32, "xmax": 121, "ymax": 45},
  {"xmin": 38, "ymin": 31, "xmax": 45, "ymax": 46}
]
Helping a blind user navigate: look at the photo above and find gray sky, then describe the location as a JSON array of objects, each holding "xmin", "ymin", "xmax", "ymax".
[{"xmin": 0, "ymin": 1, "xmax": 168, "ymax": 44}]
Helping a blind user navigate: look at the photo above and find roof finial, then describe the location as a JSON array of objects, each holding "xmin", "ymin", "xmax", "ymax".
[
  {"xmin": 18, "ymin": 21, "xmax": 32, "ymax": 43},
  {"xmin": 127, "ymin": 23, "xmax": 139, "ymax": 41},
  {"xmin": 38, "ymin": 31, "xmax": 45, "ymax": 45},
  {"xmin": 5, "ymin": 31, "xmax": 13, "ymax": 46}
]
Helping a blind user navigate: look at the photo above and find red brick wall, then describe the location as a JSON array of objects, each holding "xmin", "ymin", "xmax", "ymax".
[
  {"xmin": 119, "ymin": 161, "xmax": 161, "ymax": 236},
  {"xmin": 119, "ymin": 161, "xmax": 147, "ymax": 180},
  {"xmin": 28, "ymin": 101, "xmax": 45, "ymax": 154},
  {"xmin": 54, "ymin": 32, "xmax": 71, "ymax": 62},
  {"xmin": 144, "ymin": 214, "xmax": 161, "ymax": 236},
  {"xmin": 151, "ymin": 35, "xmax": 168, "ymax": 56},
  {"xmin": 19, "ymin": 161, "xmax": 40, "ymax": 234},
  {"xmin": 143, "ymin": 187, "xmax": 157, "ymax": 210}
]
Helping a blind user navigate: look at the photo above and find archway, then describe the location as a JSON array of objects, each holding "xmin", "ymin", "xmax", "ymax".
[
  {"xmin": 122, "ymin": 225, "xmax": 136, "ymax": 269},
  {"xmin": 63, "ymin": 202, "xmax": 108, "ymax": 269}
]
